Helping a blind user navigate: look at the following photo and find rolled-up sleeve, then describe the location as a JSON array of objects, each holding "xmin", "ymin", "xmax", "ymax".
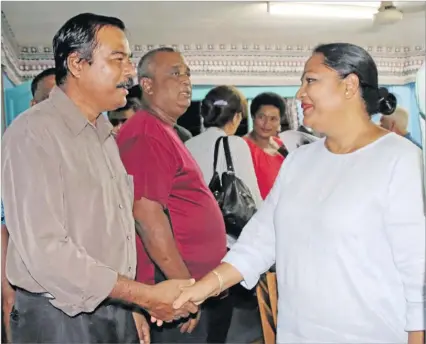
[
  {"xmin": 222, "ymin": 158, "xmax": 287, "ymax": 289},
  {"xmin": 1, "ymin": 128, "xmax": 118, "ymax": 316},
  {"xmin": 384, "ymin": 147, "xmax": 425, "ymax": 331}
]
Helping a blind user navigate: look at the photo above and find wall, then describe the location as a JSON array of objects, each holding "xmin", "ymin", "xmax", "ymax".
[{"xmin": 2, "ymin": 72, "xmax": 15, "ymax": 89}]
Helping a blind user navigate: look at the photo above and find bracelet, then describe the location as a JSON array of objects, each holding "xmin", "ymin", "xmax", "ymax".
[{"xmin": 211, "ymin": 270, "xmax": 224, "ymax": 297}]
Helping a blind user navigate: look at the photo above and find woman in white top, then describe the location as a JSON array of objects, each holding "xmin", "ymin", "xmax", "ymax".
[
  {"xmin": 171, "ymin": 43, "xmax": 425, "ymax": 343},
  {"xmin": 186, "ymin": 86, "xmax": 262, "ymax": 248},
  {"xmin": 186, "ymin": 85, "xmax": 262, "ymax": 214}
]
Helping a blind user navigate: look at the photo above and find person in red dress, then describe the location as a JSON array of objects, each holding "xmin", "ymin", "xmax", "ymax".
[{"xmin": 244, "ymin": 92, "xmax": 287, "ymax": 199}]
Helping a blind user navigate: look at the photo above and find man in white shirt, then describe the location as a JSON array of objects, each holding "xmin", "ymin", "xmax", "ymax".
[{"xmin": 380, "ymin": 106, "xmax": 422, "ymax": 148}]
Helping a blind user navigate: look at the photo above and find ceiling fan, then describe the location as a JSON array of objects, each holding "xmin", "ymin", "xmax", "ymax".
[{"xmin": 360, "ymin": 1, "xmax": 426, "ymax": 32}]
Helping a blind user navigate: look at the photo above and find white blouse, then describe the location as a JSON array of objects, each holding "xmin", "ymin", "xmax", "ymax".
[{"xmin": 223, "ymin": 133, "xmax": 425, "ymax": 343}]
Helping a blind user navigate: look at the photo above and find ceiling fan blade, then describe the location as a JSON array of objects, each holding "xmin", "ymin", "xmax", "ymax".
[{"xmin": 401, "ymin": 4, "xmax": 426, "ymax": 14}]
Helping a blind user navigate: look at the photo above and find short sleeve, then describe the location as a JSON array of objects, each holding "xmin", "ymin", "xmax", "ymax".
[{"xmin": 118, "ymin": 134, "xmax": 178, "ymax": 207}]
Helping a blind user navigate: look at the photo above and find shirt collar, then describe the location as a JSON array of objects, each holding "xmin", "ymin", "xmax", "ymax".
[{"xmin": 49, "ymin": 86, "xmax": 113, "ymax": 141}]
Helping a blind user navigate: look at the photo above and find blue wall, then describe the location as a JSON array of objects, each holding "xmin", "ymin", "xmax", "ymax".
[
  {"xmin": 3, "ymin": 80, "xmax": 32, "ymax": 127},
  {"xmin": 2, "ymin": 72, "xmax": 15, "ymax": 89}
]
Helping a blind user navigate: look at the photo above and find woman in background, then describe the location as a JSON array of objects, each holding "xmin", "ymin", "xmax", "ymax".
[
  {"xmin": 172, "ymin": 43, "xmax": 425, "ymax": 344},
  {"xmin": 186, "ymin": 85, "xmax": 262, "ymax": 229},
  {"xmin": 244, "ymin": 93, "xmax": 286, "ymax": 199}
]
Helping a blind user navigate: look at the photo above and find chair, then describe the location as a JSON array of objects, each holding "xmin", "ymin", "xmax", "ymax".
[{"xmin": 256, "ymin": 272, "xmax": 278, "ymax": 344}]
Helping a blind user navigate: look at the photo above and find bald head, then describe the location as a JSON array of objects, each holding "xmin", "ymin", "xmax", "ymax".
[
  {"xmin": 137, "ymin": 47, "xmax": 176, "ymax": 79},
  {"xmin": 380, "ymin": 106, "xmax": 409, "ymax": 135}
]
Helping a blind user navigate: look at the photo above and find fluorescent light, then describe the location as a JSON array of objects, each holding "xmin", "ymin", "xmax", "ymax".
[{"xmin": 268, "ymin": 2, "xmax": 376, "ymax": 20}]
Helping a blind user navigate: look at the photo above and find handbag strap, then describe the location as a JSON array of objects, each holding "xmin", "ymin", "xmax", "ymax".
[
  {"xmin": 213, "ymin": 136, "xmax": 224, "ymax": 173},
  {"xmin": 213, "ymin": 136, "xmax": 235, "ymax": 173},
  {"xmin": 222, "ymin": 137, "xmax": 235, "ymax": 173}
]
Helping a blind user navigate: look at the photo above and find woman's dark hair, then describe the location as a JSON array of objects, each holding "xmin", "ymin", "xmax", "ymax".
[
  {"xmin": 313, "ymin": 43, "xmax": 397, "ymax": 116},
  {"xmin": 201, "ymin": 85, "xmax": 247, "ymax": 128},
  {"xmin": 250, "ymin": 92, "xmax": 286, "ymax": 119},
  {"xmin": 53, "ymin": 13, "xmax": 126, "ymax": 85}
]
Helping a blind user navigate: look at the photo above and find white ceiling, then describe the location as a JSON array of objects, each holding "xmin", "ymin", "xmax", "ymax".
[{"xmin": 2, "ymin": 1, "xmax": 426, "ymax": 48}]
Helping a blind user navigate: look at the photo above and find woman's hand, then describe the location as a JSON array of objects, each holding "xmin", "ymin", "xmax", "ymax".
[{"xmin": 173, "ymin": 280, "xmax": 216, "ymax": 310}]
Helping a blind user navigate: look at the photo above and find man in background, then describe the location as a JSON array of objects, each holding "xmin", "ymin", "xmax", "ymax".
[
  {"xmin": 380, "ymin": 106, "xmax": 422, "ymax": 148},
  {"xmin": 108, "ymin": 88, "xmax": 142, "ymax": 134},
  {"xmin": 30, "ymin": 68, "xmax": 56, "ymax": 105},
  {"xmin": 1, "ymin": 67, "xmax": 56, "ymax": 343},
  {"xmin": 117, "ymin": 47, "xmax": 229, "ymax": 343}
]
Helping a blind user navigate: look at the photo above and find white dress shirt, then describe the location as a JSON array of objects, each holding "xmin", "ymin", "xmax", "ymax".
[
  {"xmin": 186, "ymin": 127, "xmax": 262, "ymax": 247},
  {"xmin": 223, "ymin": 133, "xmax": 425, "ymax": 343}
]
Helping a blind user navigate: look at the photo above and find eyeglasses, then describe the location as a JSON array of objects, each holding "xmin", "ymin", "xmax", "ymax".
[{"xmin": 110, "ymin": 118, "xmax": 127, "ymax": 127}]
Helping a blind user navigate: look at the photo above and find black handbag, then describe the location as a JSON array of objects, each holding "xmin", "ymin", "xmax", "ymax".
[{"xmin": 209, "ymin": 137, "xmax": 257, "ymax": 239}]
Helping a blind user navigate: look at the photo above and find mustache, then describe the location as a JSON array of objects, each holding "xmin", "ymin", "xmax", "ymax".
[{"xmin": 116, "ymin": 78, "xmax": 134, "ymax": 89}]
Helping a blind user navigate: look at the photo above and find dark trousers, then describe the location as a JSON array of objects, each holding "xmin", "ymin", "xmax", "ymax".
[
  {"xmin": 151, "ymin": 296, "xmax": 233, "ymax": 344},
  {"xmin": 10, "ymin": 289, "xmax": 139, "ymax": 343}
]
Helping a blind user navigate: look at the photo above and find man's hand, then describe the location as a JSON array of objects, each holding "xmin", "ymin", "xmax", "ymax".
[
  {"xmin": 132, "ymin": 311, "xmax": 150, "ymax": 344},
  {"xmin": 179, "ymin": 311, "xmax": 201, "ymax": 334},
  {"xmin": 1, "ymin": 282, "xmax": 15, "ymax": 343},
  {"xmin": 143, "ymin": 279, "xmax": 198, "ymax": 324}
]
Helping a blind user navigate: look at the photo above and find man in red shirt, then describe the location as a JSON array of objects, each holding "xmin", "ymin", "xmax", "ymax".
[{"xmin": 117, "ymin": 47, "xmax": 230, "ymax": 343}]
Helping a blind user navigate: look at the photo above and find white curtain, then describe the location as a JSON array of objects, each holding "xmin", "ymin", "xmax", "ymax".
[{"xmin": 282, "ymin": 97, "xmax": 299, "ymax": 130}]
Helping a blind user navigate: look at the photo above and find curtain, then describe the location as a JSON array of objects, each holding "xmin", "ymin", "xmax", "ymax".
[{"xmin": 282, "ymin": 97, "xmax": 299, "ymax": 130}]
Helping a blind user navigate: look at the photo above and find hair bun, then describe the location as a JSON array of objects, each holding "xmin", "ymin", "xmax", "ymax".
[
  {"xmin": 200, "ymin": 98, "xmax": 214, "ymax": 120},
  {"xmin": 378, "ymin": 87, "xmax": 397, "ymax": 115},
  {"xmin": 201, "ymin": 98, "xmax": 224, "ymax": 127}
]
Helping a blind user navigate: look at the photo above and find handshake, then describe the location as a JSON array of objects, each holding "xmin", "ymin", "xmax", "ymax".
[{"xmin": 142, "ymin": 278, "xmax": 211, "ymax": 326}]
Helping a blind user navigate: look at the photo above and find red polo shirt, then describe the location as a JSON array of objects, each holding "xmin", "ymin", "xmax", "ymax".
[{"xmin": 117, "ymin": 110, "xmax": 227, "ymax": 284}]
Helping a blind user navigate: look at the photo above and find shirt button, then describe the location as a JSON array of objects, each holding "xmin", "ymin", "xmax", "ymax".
[
  {"xmin": 127, "ymin": 235, "xmax": 131, "ymax": 240},
  {"xmin": 119, "ymin": 204, "xmax": 123, "ymax": 209},
  {"xmin": 128, "ymin": 266, "xmax": 132, "ymax": 272}
]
